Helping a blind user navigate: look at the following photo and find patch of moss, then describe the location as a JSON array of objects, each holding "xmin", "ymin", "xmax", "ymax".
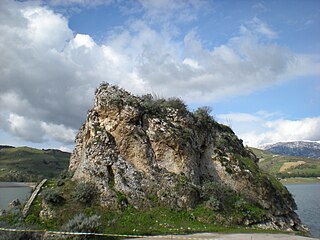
[
  {"xmin": 238, "ymin": 156, "xmax": 259, "ymax": 174},
  {"xmin": 27, "ymin": 196, "xmax": 42, "ymax": 217}
]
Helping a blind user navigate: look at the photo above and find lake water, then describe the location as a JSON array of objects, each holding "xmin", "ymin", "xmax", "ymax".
[
  {"xmin": 286, "ymin": 183, "xmax": 320, "ymax": 238},
  {"xmin": 0, "ymin": 182, "xmax": 33, "ymax": 210}
]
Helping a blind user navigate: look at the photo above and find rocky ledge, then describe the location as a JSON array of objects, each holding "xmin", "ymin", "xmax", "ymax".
[{"xmin": 69, "ymin": 83, "xmax": 305, "ymax": 232}]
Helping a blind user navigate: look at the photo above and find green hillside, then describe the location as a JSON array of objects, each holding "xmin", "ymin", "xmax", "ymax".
[
  {"xmin": 250, "ymin": 147, "xmax": 320, "ymax": 179},
  {"xmin": 0, "ymin": 146, "xmax": 70, "ymax": 182}
]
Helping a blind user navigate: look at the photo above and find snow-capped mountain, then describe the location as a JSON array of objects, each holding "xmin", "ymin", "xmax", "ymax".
[{"xmin": 260, "ymin": 141, "xmax": 320, "ymax": 158}]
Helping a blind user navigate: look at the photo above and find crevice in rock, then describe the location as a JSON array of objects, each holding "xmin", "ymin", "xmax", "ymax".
[{"xmin": 107, "ymin": 165, "xmax": 115, "ymax": 188}]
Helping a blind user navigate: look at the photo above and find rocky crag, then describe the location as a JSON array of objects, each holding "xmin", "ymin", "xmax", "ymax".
[{"xmin": 69, "ymin": 83, "xmax": 304, "ymax": 231}]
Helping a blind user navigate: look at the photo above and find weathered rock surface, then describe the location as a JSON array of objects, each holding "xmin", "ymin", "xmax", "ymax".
[
  {"xmin": 69, "ymin": 83, "xmax": 304, "ymax": 231},
  {"xmin": 0, "ymin": 209, "xmax": 5, "ymax": 216},
  {"xmin": 8, "ymin": 198, "xmax": 21, "ymax": 208},
  {"xmin": 39, "ymin": 200, "xmax": 56, "ymax": 220}
]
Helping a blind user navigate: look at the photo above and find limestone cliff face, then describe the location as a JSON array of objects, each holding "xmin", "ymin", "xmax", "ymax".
[{"xmin": 70, "ymin": 83, "xmax": 303, "ymax": 231}]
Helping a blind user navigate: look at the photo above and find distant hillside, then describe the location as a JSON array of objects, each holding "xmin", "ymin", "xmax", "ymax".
[
  {"xmin": 0, "ymin": 146, "xmax": 70, "ymax": 182},
  {"xmin": 0, "ymin": 145, "xmax": 14, "ymax": 150},
  {"xmin": 261, "ymin": 141, "xmax": 320, "ymax": 158},
  {"xmin": 251, "ymin": 147, "xmax": 320, "ymax": 178}
]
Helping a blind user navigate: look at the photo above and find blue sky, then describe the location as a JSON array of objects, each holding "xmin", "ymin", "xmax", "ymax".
[{"xmin": 0, "ymin": 0, "xmax": 319, "ymax": 151}]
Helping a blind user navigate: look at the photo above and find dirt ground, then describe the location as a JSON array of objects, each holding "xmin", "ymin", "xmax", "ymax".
[{"xmin": 279, "ymin": 161, "xmax": 306, "ymax": 172}]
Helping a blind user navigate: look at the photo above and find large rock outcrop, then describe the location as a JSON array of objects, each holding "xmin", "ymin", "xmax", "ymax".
[{"xmin": 69, "ymin": 83, "xmax": 303, "ymax": 231}]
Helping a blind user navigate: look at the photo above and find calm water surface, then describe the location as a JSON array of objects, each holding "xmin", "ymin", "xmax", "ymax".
[
  {"xmin": 0, "ymin": 182, "xmax": 32, "ymax": 209},
  {"xmin": 286, "ymin": 183, "xmax": 320, "ymax": 238}
]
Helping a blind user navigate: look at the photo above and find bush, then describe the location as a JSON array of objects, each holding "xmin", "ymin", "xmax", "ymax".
[
  {"xmin": 109, "ymin": 95, "xmax": 123, "ymax": 107},
  {"xmin": 141, "ymin": 95, "xmax": 188, "ymax": 117},
  {"xmin": 162, "ymin": 97, "xmax": 188, "ymax": 114},
  {"xmin": 73, "ymin": 182, "xmax": 96, "ymax": 205},
  {"xmin": 60, "ymin": 170, "xmax": 74, "ymax": 179},
  {"xmin": 42, "ymin": 189, "xmax": 64, "ymax": 206},
  {"xmin": 193, "ymin": 106, "xmax": 214, "ymax": 127},
  {"xmin": 200, "ymin": 182, "xmax": 236, "ymax": 211},
  {"xmin": 141, "ymin": 94, "xmax": 164, "ymax": 115},
  {"xmin": 234, "ymin": 198, "xmax": 247, "ymax": 210},
  {"xmin": 56, "ymin": 179, "xmax": 65, "ymax": 187},
  {"xmin": 205, "ymin": 196, "xmax": 220, "ymax": 211},
  {"xmin": 64, "ymin": 213, "xmax": 101, "ymax": 236},
  {"xmin": 25, "ymin": 214, "xmax": 40, "ymax": 225}
]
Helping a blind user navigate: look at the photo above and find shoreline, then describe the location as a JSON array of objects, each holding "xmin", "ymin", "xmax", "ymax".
[
  {"xmin": 0, "ymin": 182, "xmax": 37, "ymax": 188},
  {"xmin": 280, "ymin": 177, "xmax": 320, "ymax": 185}
]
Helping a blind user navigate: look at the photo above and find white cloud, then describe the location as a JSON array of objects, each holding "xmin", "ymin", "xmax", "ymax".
[
  {"xmin": 7, "ymin": 114, "xmax": 45, "ymax": 143},
  {"xmin": 0, "ymin": 92, "xmax": 35, "ymax": 116},
  {"xmin": 22, "ymin": 6, "xmax": 73, "ymax": 50},
  {"xmin": 217, "ymin": 113, "xmax": 261, "ymax": 123},
  {"xmin": 3, "ymin": 113, "xmax": 76, "ymax": 145},
  {"xmin": 265, "ymin": 118, "xmax": 320, "ymax": 142},
  {"xmin": 0, "ymin": 1, "xmax": 319, "ymax": 147},
  {"xmin": 252, "ymin": 2, "xmax": 267, "ymax": 11},
  {"xmin": 71, "ymin": 34, "xmax": 95, "ymax": 49},
  {"xmin": 41, "ymin": 122, "xmax": 76, "ymax": 144},
  {"xmin": 251, "ymin": 17, "xmax": 278, "ymax": 39},
  {"xmin": 183, "ymin": 58, "xmax": 202, "ymax": 69},
  {"xmin": 256, "ymin": 110, "xmax": 280, "ymax": 118},
  {"xmin": 58, "ymin": 146, "xmax": 72, "ymax": 152},
  {"xmin": 0, "ymin": 1, "xmax": 100, "ymax": 128},
  {"xmin": 46, "ymin": 0, "xmax": 112, "ymax": 7},
  {"xmin": 137, "ymin": 0, "xmax": 209, "ymax": 24},
  {"xmin": 218, "ymin": 113, "xmax": 320, "ymax": 147}
]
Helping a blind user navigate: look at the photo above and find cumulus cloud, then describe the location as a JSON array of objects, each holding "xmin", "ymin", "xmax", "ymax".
[
  {"xmin": 46, "ymin": 0, "xmax": 112, "ymax": 7},
  {"xmin": 0, "ymin": 1, "xmax": 100, "ymax": 130},
  {"xmin": 217, "ymin": 113, "xmax": 320, "ymax": 147},
  {"xmin": 217, "ymin": 113, "xmax": 261, "ymax": 123},
  {"xmin": 264, "ymin": 118, "xmax": 320, "ymax": 142},
  {"xmin": 41, "ymin": 122, "xmax": 76, "ymax": 144},
  {"xmin": 252, "ymin": 2, "xmax": 267, "ymax": 11},
  {"xmin": 133, "ymin": 26, "xmax": 319, "ymax": 101},
  {"xmin": 4, "ymin": 113, "xmax": 75, "ymax": 144},
  {"xmin": 0, "ymin": 0, "xmax": 319, "ymax": 146},
  {"xmin": 137, "ymin": 0, "xmax": 209, "ymax": 24},
  {"xmin": 7, "ymin": 114, "xmax": 45, "ymax": 143},
  {"xmin": 247, "ymin": 17, "xmax": 278, "ymax": 39}
]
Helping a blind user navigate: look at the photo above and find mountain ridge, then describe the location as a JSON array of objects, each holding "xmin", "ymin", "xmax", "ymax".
[{"xmin": 260, "ymin": 141, "xmax": 320, "ymax": 159}]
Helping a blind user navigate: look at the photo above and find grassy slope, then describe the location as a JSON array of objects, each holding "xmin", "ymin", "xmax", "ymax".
[
  {"xmin": 21, "ymin": 179, "xmax": 288, "ymax": 237},
  {"xmin": 0, "ymin": 146, "xmax": 70, "ymax": 182},
  {"xmin": 250, "ymin": 147, "xmax": 320, "ymax": 180}
]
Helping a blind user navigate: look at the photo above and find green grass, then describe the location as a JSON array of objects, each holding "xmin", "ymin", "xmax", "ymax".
[
  {"xmin": 0, "ymin": 146, "xmax": 70, "ymax": 182},
  {"xmin": 0, "ymin": 176, "xmax": 306, "ymax": 238},
  {"xmin": 97, "ymin": 206, "xmax": 267, "ymax": 235},
  {"xmin": 11, "ymin": 178, "xmax": 285, "ymax": 237}
]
